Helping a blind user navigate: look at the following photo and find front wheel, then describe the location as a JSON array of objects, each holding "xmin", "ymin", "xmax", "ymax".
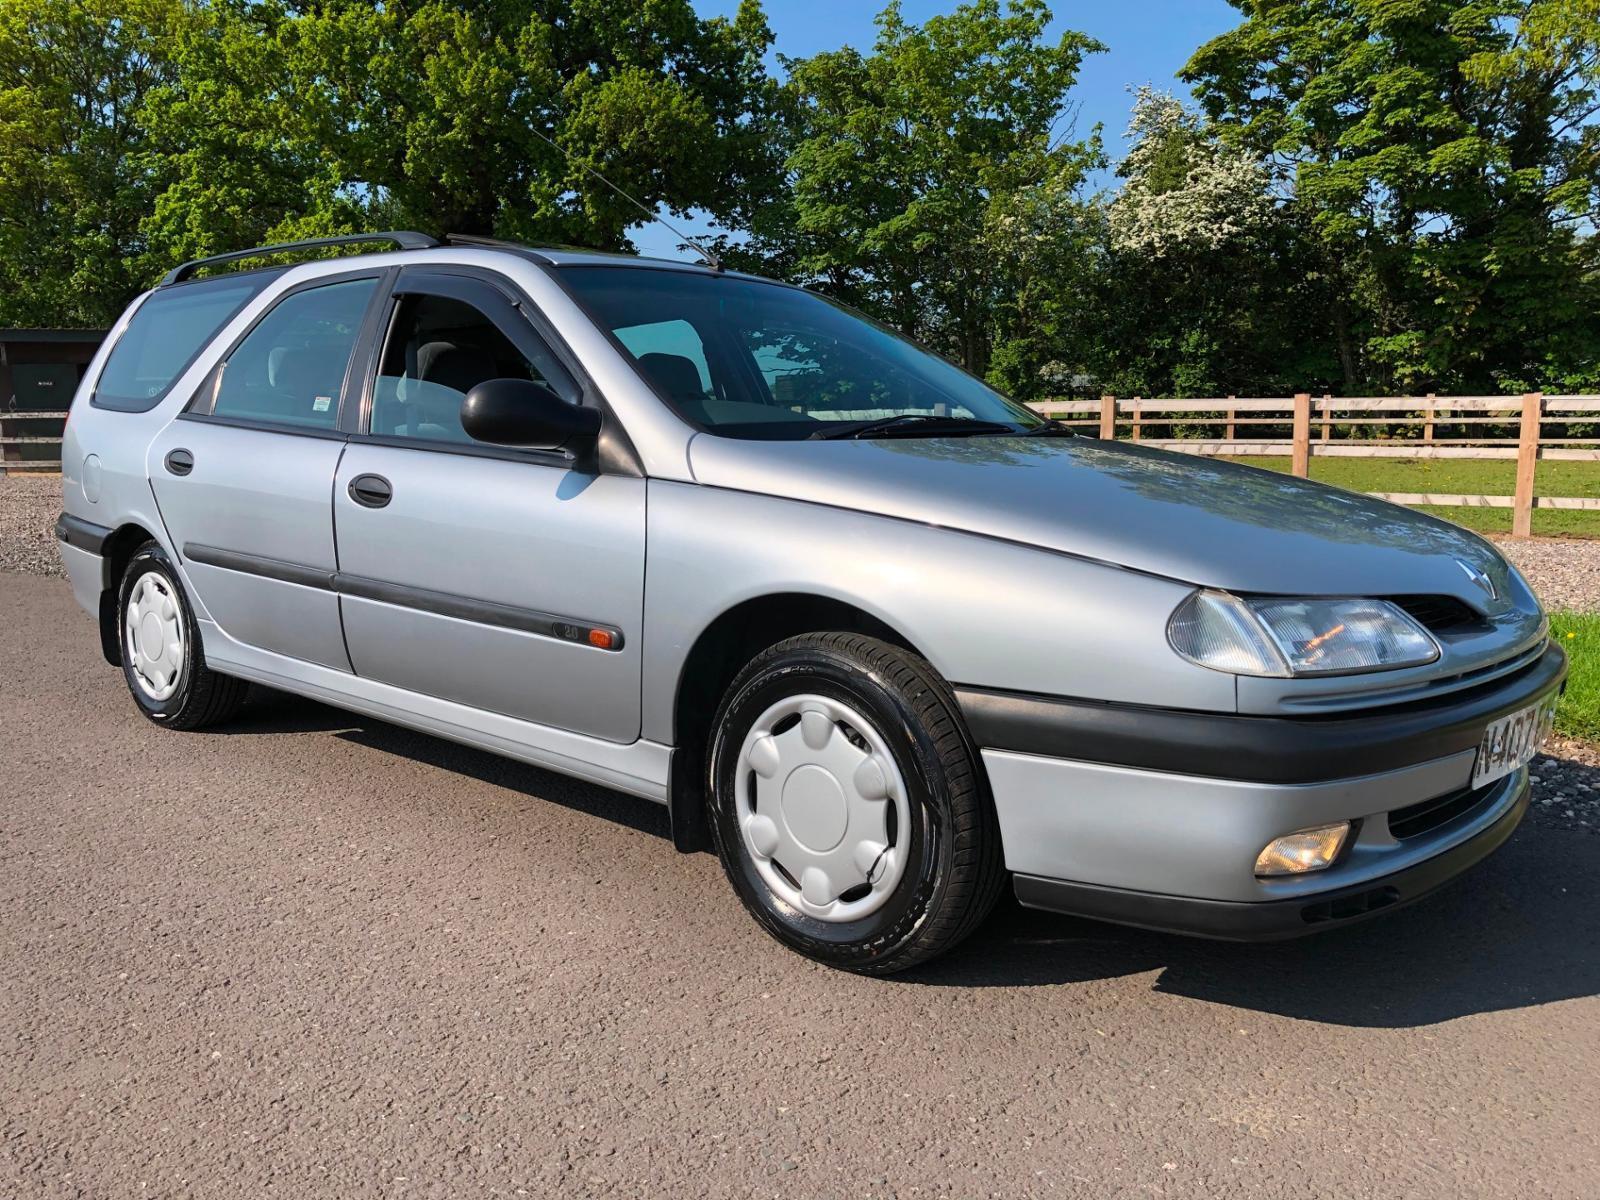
[{"xmin": 707, "ymin": 633, "xmax": 1004, "ymax": 974}]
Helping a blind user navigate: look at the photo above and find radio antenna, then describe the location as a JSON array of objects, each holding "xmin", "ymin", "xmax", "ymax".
[{"xmin": 529, "ymin": 125, "xmax": 722, "ymax": 271}]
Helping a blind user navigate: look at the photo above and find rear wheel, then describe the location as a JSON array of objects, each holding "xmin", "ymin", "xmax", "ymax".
[
  {"xmin": 118, "ymin": 541, "xmax": 248, "ymax": 729},
  {"xmin": 707, "ymin": 632, "xmax": 1004, "ymax": 974}
]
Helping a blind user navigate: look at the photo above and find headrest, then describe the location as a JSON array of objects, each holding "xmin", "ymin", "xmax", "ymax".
[
  {"xmin": 418, "ymin": 341, "xmax": 496, "ymax": 397},
  {"xmin": 637, "ymin": 352, "xmax": 706, "ymax": 401}
]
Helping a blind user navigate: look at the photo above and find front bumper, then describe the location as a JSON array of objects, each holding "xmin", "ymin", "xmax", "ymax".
[
  {"xmin": 960, "ymin": 643, "xmax": 1565, "ymax": 938},
  {"xmin": 1013, "ymin": 774, "xmax": 1528, "ymax": 939}
]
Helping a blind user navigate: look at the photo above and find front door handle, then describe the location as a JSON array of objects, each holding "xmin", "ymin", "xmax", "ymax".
[
  {"xmin": 164, "ymin": 448, "xmax": 194, "ymax": 476},
  {"xmin": 348, "ymin": 474, "xmax": 393, "ymax": 508}
]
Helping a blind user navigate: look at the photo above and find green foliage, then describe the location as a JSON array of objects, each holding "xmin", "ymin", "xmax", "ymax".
[
  {"xmin": 1184, "ymin": 0, "xmax": 1600, "ymax": 394},
  {"xmin": 0, "ymin": 0, "xmax": 184, "ymax": 325},
  {"xmin": 0, "ymin": 0, "xmax": 781, "ymax": 312},
  {"xmin": 1549, "ymin": 614, "xmax": 1600, "ymax": 741},
  {"xmin": 1089, "ymin": 86, "xmax": 1341, "ymax": 397},
  {"xmin": 140, "ymin": 0, "xmax": 783, "ymax": 259},
  {"xmin": 753, "ymin": 0, "xmax": 1103, "ymax": 382},
  {"xmin": 1, "ymin": 0, "xmax": 1598, "ymax": 405}
]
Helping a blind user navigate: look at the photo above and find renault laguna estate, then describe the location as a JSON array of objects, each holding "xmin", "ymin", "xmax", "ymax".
[{"xmin": 56, "ymin": 232, "xmax": 1564, "ymax": 973}]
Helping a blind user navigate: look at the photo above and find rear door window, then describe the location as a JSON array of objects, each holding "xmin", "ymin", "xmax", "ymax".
[
  {"xmin": 208, "ymin": 278, "xmax": 378, "ymax": 430},
  {"xmin": 92, "ymin": 273, "xmax": 280, "ymax": 412}
]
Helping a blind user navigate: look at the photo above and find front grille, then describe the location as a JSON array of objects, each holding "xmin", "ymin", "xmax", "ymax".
[
  {"xmin": 1387, "ymin": 780, "xmax": 1499, "ymax": 840},
  {"xmin": 1393, "ymin": 594, "xmax": 1482, "ymax": 634}
]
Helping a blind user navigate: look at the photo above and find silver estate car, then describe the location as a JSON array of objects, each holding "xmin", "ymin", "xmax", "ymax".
[{"xmin": 57, "ymin": 232, "xmax": 1565, "ymax": 973}]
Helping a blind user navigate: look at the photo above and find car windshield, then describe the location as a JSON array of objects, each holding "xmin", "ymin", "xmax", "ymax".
[{"xmin": 556, "ymin": 265, "xmax": 1046, "ymax": 440}]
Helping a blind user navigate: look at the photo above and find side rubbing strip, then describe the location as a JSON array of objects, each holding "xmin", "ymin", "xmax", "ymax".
[
  {"xmin": 184, "ymin": 543, "xmax": 336, "ymax": 591},
  {"xmin": 334, "ymin": 572, "xmax": 625, "ymax": 650},
  {"xmin": 180, "ymin": 543, "xmax": 624, "ymax": 651}
]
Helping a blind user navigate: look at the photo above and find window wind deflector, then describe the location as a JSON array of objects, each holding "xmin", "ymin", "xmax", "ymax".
[{"xmin": 808, "ymin": 414, "xmax": 1022, "ymax": 440}]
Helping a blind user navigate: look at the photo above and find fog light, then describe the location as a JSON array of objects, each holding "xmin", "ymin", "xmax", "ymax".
[{"xmin": 1254, "ymin": 822, "xmax": 1351, "ymax": 877}]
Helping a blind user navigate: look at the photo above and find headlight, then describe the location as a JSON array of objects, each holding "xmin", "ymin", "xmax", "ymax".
[{"xmin": 1169, "ymin": 590, "xmax": 1439, "ymax": 677}]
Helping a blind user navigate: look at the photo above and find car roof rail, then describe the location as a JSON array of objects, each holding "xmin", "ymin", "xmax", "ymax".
[
  {"xmin": 159, "ymin": 231, "xmax": 440, "ymax": 286},
  {"xmin": 442, "ymin": 233, "xmax": 566, "ymax": 262},
  {"xmin": 444, "ymin": 233, "xmax": 530, "ymax": 251}
]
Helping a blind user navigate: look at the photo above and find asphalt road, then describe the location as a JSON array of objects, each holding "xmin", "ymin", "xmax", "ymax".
[{"xmin": 3, "ymin": 573, "xmax": 1598, "ymax": 1199}]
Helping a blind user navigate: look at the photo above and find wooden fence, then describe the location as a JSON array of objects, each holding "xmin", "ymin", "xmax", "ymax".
[
  {"xmin": 0, "ymin": 409, "xmax": 67, "ymax": 473},
  {"xmin": 1031, "ymin": 393, "xmax": 1600, "ymax": 536}
]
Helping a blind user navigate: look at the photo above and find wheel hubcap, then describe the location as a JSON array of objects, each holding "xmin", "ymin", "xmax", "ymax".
[
  {"xmin": 735, "ymin": 693, "xmax": 911, "ymax": 922},
  {"xmin": 125, "ymin": 572, "xmax": 185, "ymax": 702}
]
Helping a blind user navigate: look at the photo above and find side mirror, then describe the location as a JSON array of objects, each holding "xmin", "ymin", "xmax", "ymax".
[{"xmin": 460, "ymin": 378, "xmax": 602, "ymax": 450}]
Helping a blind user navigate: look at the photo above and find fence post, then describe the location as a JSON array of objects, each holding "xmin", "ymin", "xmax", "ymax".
[
  {"xmin": 1099, "ymin": 394, "xmax": 1116, "ymax": 440},
  {"xmin": 1423, "ymin": 393, "xmax": 1435, "ymax": 444},
  {"xmin": 1131, "ymin": 396, "xmax": 1142, "ymax": 441},
  {"xmin": 1512, "ymin": 392, "xmax": 1542, "ymax": 537},
  {"xmin": 1225, "ymin": 396, "xmax": 1235, "ymax": 442},
  {"xmin": 1320, "ymin": 393, "xmax": 1332, "ymax": 443},
  {"xmin": 1291, "ymin": 393, "xmax": 1311, "ymax": 478}
]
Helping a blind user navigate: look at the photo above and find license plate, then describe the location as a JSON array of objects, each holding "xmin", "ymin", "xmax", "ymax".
[{"xmin": 1471, "ymin": 694, "xmax": 1558, "ymax": 787}]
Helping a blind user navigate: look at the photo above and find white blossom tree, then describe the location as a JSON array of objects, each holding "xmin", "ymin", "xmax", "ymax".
[{"xmin": 1107, "ymin": 86, "xmax": 1275, "ymax": 257}]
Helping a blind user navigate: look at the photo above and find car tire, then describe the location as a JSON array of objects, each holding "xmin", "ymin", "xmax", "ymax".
[
  {"xmin": 707, "ymin": 632, "xmax": 1004, "ymax": 974},
  {"xmin": 117, "ymin": 541, "xmax": 248, "ymax": 730}
]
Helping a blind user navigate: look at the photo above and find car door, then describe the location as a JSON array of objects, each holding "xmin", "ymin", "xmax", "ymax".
[
  {"xmin": 332, "ymin": 267, "xmax": 646, "ymax": 743},
  {"xmin": 148, "ymin": 271, "xmax": 386, "ymax": 670}
]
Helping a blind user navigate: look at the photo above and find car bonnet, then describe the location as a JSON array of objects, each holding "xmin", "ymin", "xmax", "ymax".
[{"xmin": 685, "ymin": 433, "xmax": 1527, "ymax": 616}]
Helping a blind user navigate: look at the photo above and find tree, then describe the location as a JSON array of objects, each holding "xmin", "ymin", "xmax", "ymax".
[
  {"xmin": 1090, "ymin": 86, "xmax": 1338, "ymax": 398},
  {"xmin": 1184, "ymin": 0, "xmax": 1600, "ymax": 393},
  {"xmin": 764, "ymin": 0, "xmax": 1103, "ymax": 379},
  {"xmin": 0, "ymin": 0, "xmax": 184, "ymax": 325},
  {"xmin": 979, "ymin": 155, "xmax": 1105, "ymax": 399},
  {"xmin": 139, "ymin": 0, "xmax": 783, "ymax": 265},
  {"xmin": 1106, "ymin": 85, "xmax": 1273, "ymax": 258},
  {"xmin": 0, "ymin": 0, "xmax": 783, "ymax": 320}
]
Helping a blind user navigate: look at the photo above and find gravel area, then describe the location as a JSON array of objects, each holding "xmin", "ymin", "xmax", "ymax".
[
  {"xmin": 0, "ymin": 475, "xmax": 63, "ymax": 578},
  {"xmin": 1492, "ymin": 535, "xmax": 1600, "ymax": 614},
  {"xmin": 1532, "ymin": 736, "xmax": 1600, "ymax": 834}
]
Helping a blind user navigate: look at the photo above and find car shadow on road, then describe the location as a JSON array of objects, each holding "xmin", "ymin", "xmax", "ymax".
[
  {"xmin": 219, "ymin": 688, "xmax": 1596, "ymax": 1029},
  {"xmin": 216, "ymin": 687, "xmax": 672, "ymax": 841},
  {"xmin": 909, "ymin": 825, "xmax": 1600, "ymax": 1028}
]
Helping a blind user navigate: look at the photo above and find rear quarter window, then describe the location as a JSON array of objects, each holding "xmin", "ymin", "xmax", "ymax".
[{"xmin": 91, "ymin": 272, "xmax": 283, "ymax": 412}]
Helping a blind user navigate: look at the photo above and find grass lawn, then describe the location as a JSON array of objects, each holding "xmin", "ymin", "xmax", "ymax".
[
  {"xmin": 1551, "ymin": 614, "xmax": 1600, "ymax": 742},
  {"xmin": 1219, "ymin": 455, "xmax": 1600, "ymax": 538}
]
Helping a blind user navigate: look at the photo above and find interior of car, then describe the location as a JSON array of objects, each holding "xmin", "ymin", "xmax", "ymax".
[{"xmin": 372, "ymin": 293, "xmax": 538, "ymax": 442}]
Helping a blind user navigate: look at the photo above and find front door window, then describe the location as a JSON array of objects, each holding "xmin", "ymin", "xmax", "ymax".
[{"xmin": 371, "ymin": 292, "xmax": 573, "ymax": 445}]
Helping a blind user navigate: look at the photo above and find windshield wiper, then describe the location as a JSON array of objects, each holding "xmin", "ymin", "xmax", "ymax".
[
  {"xmin": 808, "ymin": 414, "xmax": 1021, "ymax": 440},
  {"xmin": 1023, "ymin": 418, "xmax": 1076, "ymax": 437}
]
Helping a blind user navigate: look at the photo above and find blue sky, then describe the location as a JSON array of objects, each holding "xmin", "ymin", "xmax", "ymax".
[{"xmin": 632, "ymin": 0, "xmax": 1242, "ymax": 259}]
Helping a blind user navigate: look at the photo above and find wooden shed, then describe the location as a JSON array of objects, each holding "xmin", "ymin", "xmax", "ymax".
[{"xmin": 1, "ymin": 329, "xmax": 108, "ymax": 471}]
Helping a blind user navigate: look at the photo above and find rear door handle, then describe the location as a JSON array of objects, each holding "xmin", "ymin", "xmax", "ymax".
[
  {"xmin": 164, "ymin": 448, "xmax": 194, "ymax": 476},
  {"xmin": 348, "ymin": 474, "xmax": 392, "ymax": 508}
]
